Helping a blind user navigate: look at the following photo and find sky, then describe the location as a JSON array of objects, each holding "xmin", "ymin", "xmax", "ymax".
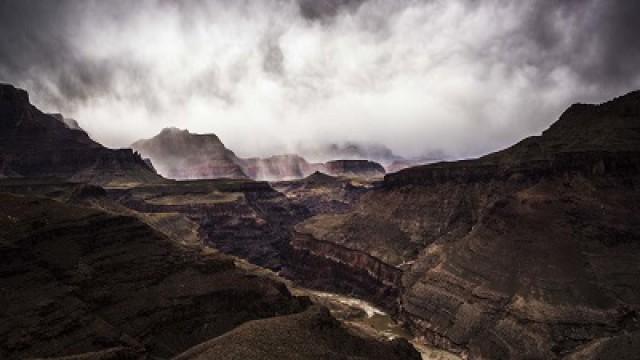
[{"xmin": 1, "ymin": 0, "xmax": 639, "ymax": 159}]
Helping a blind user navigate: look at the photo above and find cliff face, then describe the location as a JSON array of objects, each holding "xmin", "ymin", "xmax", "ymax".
[
  {"xmin": 0, "ymin": 84, "xmax": 161, "ymax": 186},
  {"xmin": 324, "ymin": 159, "xmax": 386, "ymax": 178},
  {"xmin": 132, "ymin": 128, "xmax": 248, "ymax": 180},
  {"xmin": 291, "ymin": 90, "xmax": 640, "ymax": 359}
]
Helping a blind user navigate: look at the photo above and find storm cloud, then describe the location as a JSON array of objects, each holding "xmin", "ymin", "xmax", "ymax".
[{"xmin": 1, "ymin": 0, "xmax": 639, "ymax": 159}]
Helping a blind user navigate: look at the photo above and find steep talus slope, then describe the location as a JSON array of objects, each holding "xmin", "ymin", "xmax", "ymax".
[
  {"xmin": 132, "ymin": 128, "xmax": 248, "ymax": 180},
  {"xmin": 0, "ymin": 84, "xmax": 162, "ymax": 186},
  {"xmin": 0, "ymin": 193, "xmax": 308, "ymax": 359},
  {"xmin": 174, "ymin": 305, "xmax": 420, "ymax": 360},
  {"xmin": 292, "ymin": 90, "xmax": 640, "ymax": 358}
]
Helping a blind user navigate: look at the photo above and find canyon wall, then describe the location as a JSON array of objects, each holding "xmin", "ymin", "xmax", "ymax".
[{"xmin": 288, "ymin": 90, "xmax": 640, "ymax": 359}]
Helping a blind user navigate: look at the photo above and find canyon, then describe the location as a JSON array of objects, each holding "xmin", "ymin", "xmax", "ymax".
[
  {"xmin": 1, "ymin": 82, "xmax": 639, "ymax": 360},
  {"xmin": 124, "ymin": 89, "xmax": 640, "ymax": 358},
  {"xmin": 0, "ymin": 84, "xmax": 420, "ymax": 360},
  {"xmin": 292, "ymin": 91, "xmax": 640, "ymax": 358}
]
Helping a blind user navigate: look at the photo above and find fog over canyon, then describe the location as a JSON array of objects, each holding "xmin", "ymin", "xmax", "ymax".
[{"xmin": 2, "ymin": 0, "xmax": 639, "ymax": 159}]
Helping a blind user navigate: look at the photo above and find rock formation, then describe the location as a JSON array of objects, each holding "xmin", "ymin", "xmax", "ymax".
[
  {"xmin": 324, "ymin": 159, "xmax": 386, "ymax": 178},
  {"xmin": 241, "ymin": 154, "xmax": 322, "ymax": 180},
  {"xmin": 0, "ymin": 84, "xmax": 162, "ymax": 186},
  {"xmin": 132, "ymin": 127, "xmax": 247, "ymax": 180},
  {"xmin": 290, "ymin": 90, "xmax": 640, "ymax": 358},
  {"xmin": 49, "ymin": 113, "xmax": 82, "ymax": 130},
  {"xmin": 272, "ymin": 171, "xmax": 369, "ymax": 215},
  {"xmin": 132, "ymin": 129, "xmax": 390, "ymax": 181}
]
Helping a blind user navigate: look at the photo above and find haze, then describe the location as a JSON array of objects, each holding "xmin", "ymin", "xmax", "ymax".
[{"xmin": 1, "ymin": 0, "xmax": 639, "ymax": 159}]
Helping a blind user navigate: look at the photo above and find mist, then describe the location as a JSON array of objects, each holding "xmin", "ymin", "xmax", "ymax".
[{"xmin": 1, "ymin": 0, "xmax": 639, "ymax": 160}]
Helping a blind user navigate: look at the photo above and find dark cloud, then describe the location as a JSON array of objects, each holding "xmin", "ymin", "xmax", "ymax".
[
  {"xmin": 0, "ymin": 0, "xmax": 638, "ymax": 157},
  {"xmin": 514, "ymin": 0, "xmax": 640, "ymax": 88},
  {"xmin": 297, "ymin": 0, "xmax": 365, "ymax": 20}
]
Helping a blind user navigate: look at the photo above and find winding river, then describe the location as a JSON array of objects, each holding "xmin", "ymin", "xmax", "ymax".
[
  {"xmin": 233, "ymin": 257, "xmax": 460, "ymax": 360},
  {"xmin": 302, "ymin": 290, "xmax": 461, "ymax": 360}
]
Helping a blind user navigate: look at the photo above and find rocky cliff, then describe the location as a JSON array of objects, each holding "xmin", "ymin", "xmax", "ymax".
[
  {"xmin": 0, "ymin": 84, "xmax": 162, "ymax": 186},
  {"xmin": 291, "ymin": 90, "xmax": 640, "ymax": 359},
  {"xmin": 324, "ymin": 159, "xmax": 386, "ymax": 178},
  {"xmin": 132, "ymin": 128, "xmax": 247, "ymax": 180}
]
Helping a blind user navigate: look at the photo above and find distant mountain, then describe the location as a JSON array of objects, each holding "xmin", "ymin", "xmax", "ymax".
[
  {"xmin": 298, "ymin": 142, "xmax": 404, "ymax": 167},
  {"xmin": 242, "ymin": 154, "xmax": 322, "ymax": 181},
  {"xmin": 132, "ymin": 128, "xmax": 248, "ymax": 180},
  {"xmin": 133, "ymin": 130, "xmax": 393, "ymax": 181},
  {"xmin": 0, "ymin": 83, "xmax": 162, "ymax": 186}
]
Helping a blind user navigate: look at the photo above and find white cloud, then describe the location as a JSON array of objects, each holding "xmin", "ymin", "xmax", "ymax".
[{"xmin": 13, "ymin": 0, "xmax": 640, "ymax": 159}]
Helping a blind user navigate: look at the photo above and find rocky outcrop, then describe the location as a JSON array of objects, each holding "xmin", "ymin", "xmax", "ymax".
[
  {"xmin": 49, "ymin": 113, "xmax": 82, "ymax": 130},
  {"xmin": 132, "ymin": 128, "xmax": 247, "ymax": 180},
  {"xmin": 324, "ymin": 160, "xmax": 386, "ymax": 178},
  {"xmin": 0, "ymin": 83, "xmax": 162, "ymax": 186},
  {"xmin": 272, "ymin": 171, "xmax": 370, "ymax": 215},
  {"xmin": 288, "ymin": 90, "xmax": 640, "ymax": 359},
  {"xmin": 241, "ymin": 154, "xmax": 323, "ymax": 180}
]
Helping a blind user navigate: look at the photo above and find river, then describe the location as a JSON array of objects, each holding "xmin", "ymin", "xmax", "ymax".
[{"xmin": 232, "ymin": 257, "xmax": 461, "ymax": 360}]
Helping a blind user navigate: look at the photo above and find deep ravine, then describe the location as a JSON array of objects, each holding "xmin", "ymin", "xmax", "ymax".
[{"xmin": 232, "ymin": 256, "xmax": 461, "ymax": 360}]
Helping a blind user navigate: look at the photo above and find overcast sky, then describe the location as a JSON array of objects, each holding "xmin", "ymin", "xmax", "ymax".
[{"xmin": 1, "ymin": 0, "xmax": 639, "ymax": 159}]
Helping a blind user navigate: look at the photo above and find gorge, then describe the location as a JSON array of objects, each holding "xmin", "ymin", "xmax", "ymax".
[{"xmin": 2, "ymin": 81, "xmax": 639, "ymax": 359}]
